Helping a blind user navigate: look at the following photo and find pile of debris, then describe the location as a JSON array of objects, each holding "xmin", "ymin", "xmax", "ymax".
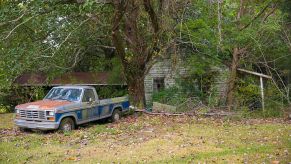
[{"xmin": 135, "ymin": 97, "xmax": 237, "ymax": 117}]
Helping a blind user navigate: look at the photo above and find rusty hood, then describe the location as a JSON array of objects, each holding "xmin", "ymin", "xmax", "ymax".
[{"xmin": 16, "ymin": 99, "xmax": 74, "ymax": 110}]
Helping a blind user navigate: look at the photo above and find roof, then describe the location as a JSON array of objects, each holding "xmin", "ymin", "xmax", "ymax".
[
  {"xmin": 14, "ymin": 73, "xmax": 47, "ymax": 86},
  {"xmin": 52, "ymin": 72, "xmax": 110, "ymax": 85},
  {"xmin": 14, "ymin": 72, "xmax": 126, "ymax": 86},
  {"xmin": 53, "ymin": 85, "xmax": 96, "ymax": 89}
]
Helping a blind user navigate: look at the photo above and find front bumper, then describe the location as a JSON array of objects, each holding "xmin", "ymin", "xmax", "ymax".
[{"xmin": 15, "ymin": 119, "xmax": 59, "ymax": 130}]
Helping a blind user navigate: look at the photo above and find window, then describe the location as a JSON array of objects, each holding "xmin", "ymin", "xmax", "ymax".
[
  {"xmin": 153, "ymin": 77, "xmax": 165, "ymax": 92},
  {"xmin": 82, "ymin": 89, "xmax": 95, "ymax": 102},
  {"xmin": 45, "ymin": 88, "xmax": 82, "ymax": 102}
]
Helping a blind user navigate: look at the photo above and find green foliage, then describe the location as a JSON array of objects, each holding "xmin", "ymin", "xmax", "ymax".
[
  {"xmin": 94, "ymin": 125, "xmax": 118, "ymax": 135},
  {"xmin": 241, "ymin": 105, "xmax": 284, "ymax": 118},
  {"xmin": 0, "ymin": 104, "xmax": 10, "ymax": 113},
  {"xmin": 95, "ymin": 86, "xmax": 127, "ymax": 99},
  {"xmin": 0, "ymin": 86, "xmax": 49, "ymax": 112},
  {"xmin": 236, "ymin": 77, "xmax": 261, "ymax": 107},
  {"xmin": 0, "ymin": 0, "xmax": 114, "ymax": 90},
  {"xmin": 108, "ymin": 57, "xmax": 124, "ymax": 84},
  {"xmin": 237, "ymin": 77, "xmax": 285, "ymax": 117},
  {"xmin": 152, "ymin": 68, "xmax": 220, "ymax": 107},
  {"xmin": 0, "ymin": 0, "xmax": 290, "ymax": 114},
  {"xmin": 152, "ymin": 87, "xmax": 188, "ymax": 106}
]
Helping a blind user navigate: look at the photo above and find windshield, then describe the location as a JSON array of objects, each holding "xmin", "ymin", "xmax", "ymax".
[{"xmin": 44, "ymin": 88, "xmax": 82, "ymax": 102}]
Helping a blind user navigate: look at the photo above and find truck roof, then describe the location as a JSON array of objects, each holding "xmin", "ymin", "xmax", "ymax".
[{"xmin": 53, "ymin": 85, "xmax": 95, "ymax": 89}]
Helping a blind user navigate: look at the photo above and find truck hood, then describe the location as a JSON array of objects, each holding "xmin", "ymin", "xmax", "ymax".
[{"xmin": 16, "ymin": 100, "xmax": 74, "ymax": 110}]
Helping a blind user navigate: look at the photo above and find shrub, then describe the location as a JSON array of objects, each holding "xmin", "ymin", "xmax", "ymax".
[
  {"xmin": 95, "ymin": 86, "xmax": 127, "ymax": 99},
  {"xmin": 152, "ymin": 86, "xmax": 189, "ymax": 106},
  {"xmin": 0, "ymin": 104, "xmax": 11, "ymax": 113}
]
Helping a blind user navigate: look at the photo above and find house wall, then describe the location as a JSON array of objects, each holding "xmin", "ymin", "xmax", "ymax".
[
  {"xmin": 144, "ymin": 59, "xmax": 187, "ymax": 106},
  {"xmin": 144, "ymin": 60, "xmax": 228, "ymax": 107}
]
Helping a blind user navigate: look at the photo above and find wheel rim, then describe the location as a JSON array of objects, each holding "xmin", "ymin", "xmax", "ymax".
[
  {"xmin": 114, "ymin": 112, "xmax": 120, "ymax": 121},
  {"xmin": 63, "ymin": 123, "xmax": 72, "ymax": 131}
]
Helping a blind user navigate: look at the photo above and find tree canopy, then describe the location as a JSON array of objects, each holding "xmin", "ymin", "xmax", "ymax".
[{"xmin": 0, "ymin": 0, "xmax": 290, "ymax": 110}]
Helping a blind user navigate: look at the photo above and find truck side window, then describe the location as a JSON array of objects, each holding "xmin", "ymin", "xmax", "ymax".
[{"xmin": 82, "ymin": 89, "xmax": 95, "ymax": 102}]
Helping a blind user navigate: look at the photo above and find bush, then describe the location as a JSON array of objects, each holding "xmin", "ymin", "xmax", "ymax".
[
  {"xmin": 95, "ymin": 86, "xmax": 127, "ymax": 99},
  {"xmin": 152, "ymin": 87, "xmax": 189, "ymax": 106},
  {"xmin": 0, "ymin": 104, "xmax": 11, "ymax": 113},
  {"xmin": 238, "ymin": 80, "xmax": 286, "ymax": 118},
  {"xmin": 241, "ymin": 106, "xmax": 284, "ymax": 118}
]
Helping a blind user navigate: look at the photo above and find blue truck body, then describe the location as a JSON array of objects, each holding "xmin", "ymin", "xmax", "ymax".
[{"xmin": 14, "ymin": 86, "xmax": 130, "ymax": 130}]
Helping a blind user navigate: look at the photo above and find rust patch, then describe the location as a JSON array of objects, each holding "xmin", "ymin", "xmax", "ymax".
[{"xmin": 16, "ymin": 100, "xmax": 73, "ymax": 110}]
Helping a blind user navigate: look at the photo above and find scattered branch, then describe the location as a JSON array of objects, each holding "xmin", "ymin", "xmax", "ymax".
[
  {"xmin": 36, "ymin": 18, "xmax": 90, "ymax": 59},
  {"xmin": 53, "ymin": 48, "xmax": 86, "ymax": 70},
  {"xmin": 1, "ymin": 16, "xmax": 34, "ymax": 40},
  {"xmin": 0, "ymin": 13, "xmax": 25, "ymax": 27}
]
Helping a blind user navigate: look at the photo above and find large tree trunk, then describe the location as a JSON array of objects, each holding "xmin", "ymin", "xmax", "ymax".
[
  {"xmin": 127, "ymin": 77, "xmax": 146, "ymax": 108},
  {"xmin": 226, "ymin": 48, "xmax": 240, "ymax": 110},
  {"xmin": 226, "ymin": 0, "xmax": 245, "ymax": 110},
  {"xmin": 111, "ymin": 0, "xmax": 161, "ymax": 109}
]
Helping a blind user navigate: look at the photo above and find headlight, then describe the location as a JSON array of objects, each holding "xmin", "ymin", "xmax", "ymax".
[
  {"xmin": 16, "ymin": 109, "xmax": 19, "ymax": 114},
  {"xmin": 46, "ymin": 111, "xmax": 54, "ymax": 116}
]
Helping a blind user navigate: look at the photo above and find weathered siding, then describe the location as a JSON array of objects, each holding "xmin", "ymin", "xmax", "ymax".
[
  {"xmin": 144, "ymin": 60, "xmax": 228, "ymax": 107},
  {"xmin": 144, "ymin": 59, "xmax": 187, "ymax": 106}
]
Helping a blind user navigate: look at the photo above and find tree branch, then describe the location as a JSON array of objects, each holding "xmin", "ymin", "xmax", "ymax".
[
  {"xmin": 143, "ymin": 0, "xmax": 160, "ymax": 63},
  {"xmin": 240, "ymin": 1, "xmax": 274, "ymax": 31},
  {"xmin": 143, "ymin": 0, "xmax": 159, "ymax": 33},
  {"xmin": 0, "ymin": 13, "xmax": 25, "ymax": 27},
  {"xmin": 36, "ymin": 18, "xmax": 90, "ymax": 59},
  {"xmin": 1, "ymin": 16, "xmax": 34, "ymax": 40},
  {"xmin": 112, "ymin": 0, "xmax": 128, "ymax": 65}
]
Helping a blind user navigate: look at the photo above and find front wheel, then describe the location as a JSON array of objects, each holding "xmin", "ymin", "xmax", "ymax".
[
  {"xmin": 18, "ymin": 127, "xmax": 31, "ymax": 132},
  {"xmin": 110, "ymin": 110, "xmax": 121, "ymax": 122},
  {"xmin": 59, "ymin": 117, "xmax": 75, "ymax": 132}
]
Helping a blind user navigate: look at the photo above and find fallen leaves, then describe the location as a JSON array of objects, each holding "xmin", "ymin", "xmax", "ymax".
[{"xmin": 0, "ymin": 114, "xmax": 290, "ymax": 163}]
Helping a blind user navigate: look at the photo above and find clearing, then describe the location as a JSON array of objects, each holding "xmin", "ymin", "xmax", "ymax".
[{"xmin": 0, "ymin": 113, "xmax": 290, "ymax": 163}]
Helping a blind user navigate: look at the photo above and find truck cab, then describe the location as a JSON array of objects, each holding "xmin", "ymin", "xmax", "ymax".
[{"xmin": 14, "ymin": 86, "xmax": 130, "ymax": 131}]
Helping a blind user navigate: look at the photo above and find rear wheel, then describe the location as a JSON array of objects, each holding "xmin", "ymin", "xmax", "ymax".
[
  {"xmin": 59, "ymin": 117, "xmax": 75, "ymax": 132},
  {"xmin": 110, "ymin": 109, "xmax": 121, "ymax": 122}
]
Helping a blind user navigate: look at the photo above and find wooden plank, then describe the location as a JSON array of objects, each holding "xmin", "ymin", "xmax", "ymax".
[{"xmin": 237, "ymin": 68, "xmax": 272, "ymax": 79}]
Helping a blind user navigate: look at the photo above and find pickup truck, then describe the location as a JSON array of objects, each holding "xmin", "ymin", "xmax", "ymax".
[{"xmin": 14, "ymin": 86, "xmax": 130, "ymax": 131}]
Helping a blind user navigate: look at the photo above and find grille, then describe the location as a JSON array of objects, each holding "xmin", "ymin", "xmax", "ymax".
[{"xmin": 19, "ymin": 110, "xmax": 46, "ymax": 120}]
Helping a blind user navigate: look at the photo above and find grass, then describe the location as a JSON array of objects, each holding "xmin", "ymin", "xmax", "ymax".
[
  {"xmin": 0, "ymin": 113, "xmax": 14, "ymax": 129},
  {"xmin": 0, "ymin": 113, "xmax": 290, "ymax": 163}
]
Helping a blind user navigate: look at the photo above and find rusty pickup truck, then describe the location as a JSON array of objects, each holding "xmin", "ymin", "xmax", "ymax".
[{"xmin": 15, "ymin": 86, "xmax": 129, "ymax": 131}]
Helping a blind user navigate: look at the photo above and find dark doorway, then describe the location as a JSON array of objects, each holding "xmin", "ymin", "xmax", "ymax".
[{"xmin": 153, "ymin": 77, "xmax": 165, "ymax": 92}]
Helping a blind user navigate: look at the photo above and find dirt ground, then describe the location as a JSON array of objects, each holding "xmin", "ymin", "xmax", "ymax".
[{"xmin": 0, "ymin": 113, "xmax": 290, "ymax": 163}]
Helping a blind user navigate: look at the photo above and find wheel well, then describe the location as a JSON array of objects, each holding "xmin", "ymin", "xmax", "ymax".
[
  {"xmin": 61, "ymin": 116, "xmax": 76, "ymax": 125},
  {"xmin": 114, "ymin": 107, "xmax": 122, "ymax": 112}
]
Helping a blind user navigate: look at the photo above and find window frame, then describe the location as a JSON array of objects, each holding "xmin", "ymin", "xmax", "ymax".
[{"xmin": 82, "ymin": 89, "xmax": 96, "ymax": 102}]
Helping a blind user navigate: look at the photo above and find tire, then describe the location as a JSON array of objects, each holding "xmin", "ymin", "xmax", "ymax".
[
  {"xmin": 59, "ymin": 117, "xmax": 75, "ymax": 132},
  {"xmin": 18, "ymin": 127, "xmax": 30, "ymax": 132},
  {"xmin": 110, "ymin": 109, "xmax": 121, "ymax": 123}
]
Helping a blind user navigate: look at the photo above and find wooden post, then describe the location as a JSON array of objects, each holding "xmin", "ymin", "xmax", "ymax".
[
  {"xmin": 237, "ymin": 68, "xmax": 272, "ymax": 111},
  {"xmin": 260, "ymin": 76, "xmax": 265, "ymax": 112}
]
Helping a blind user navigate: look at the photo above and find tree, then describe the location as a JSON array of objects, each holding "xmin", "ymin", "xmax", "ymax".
[
  {"xmin": 178, "ymin": 0, "xmax": 290, "ymax": 109},
  {"xmin": 0, "ymin": 0, "xmax": 179, "ymax": 108},
  {"xmin": 0, "ymin": 0, "xmax": 115, "ymax": 88},
  {"xmin": 111, "ymin": 0, "xmax": 175, "ymax": 108}
]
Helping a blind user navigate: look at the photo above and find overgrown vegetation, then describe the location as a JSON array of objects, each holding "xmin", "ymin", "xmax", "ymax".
[
  {"xmin": 95, "ymin": 85, "xmax": 127, "ymax": 99},
  {"xmin": 0, "ymin": 86, "xmax": 49, "ymax": 113},
  {"xmin": 0, "ymin": 1, "xmax": 291, "ymax": 114}
]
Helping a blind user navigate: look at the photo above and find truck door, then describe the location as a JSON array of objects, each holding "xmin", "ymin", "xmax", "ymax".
[{"xmin": 81, "ymin": 89, "xmax": 99, "ymax": 120}]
